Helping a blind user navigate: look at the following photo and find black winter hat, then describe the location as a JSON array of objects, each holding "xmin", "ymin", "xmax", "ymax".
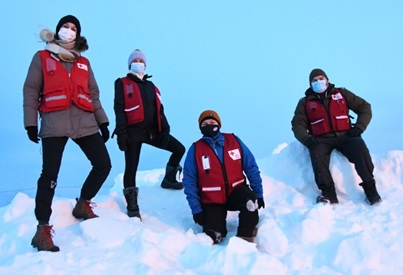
[
  {"xmin": 309, "ymin": 68, "xmax": 328, "ymax": 84},
  {"xmin": 55, "ymin": 15, "xmax": 81, "ymax": 37}
]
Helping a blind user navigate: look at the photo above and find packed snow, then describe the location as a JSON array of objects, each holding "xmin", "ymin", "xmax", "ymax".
[{"xmin": 1, "ymin": 141, "xmax": 402, "ymax": 274}]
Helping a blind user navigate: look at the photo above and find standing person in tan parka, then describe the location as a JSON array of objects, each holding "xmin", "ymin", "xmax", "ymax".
[
  {"xmin": 23, "ymin": 15, "xmax": 111, "ymax": 252},
  {"xmin": 291, "ymin": 68, "xmax": 381, "ymax": 205}
]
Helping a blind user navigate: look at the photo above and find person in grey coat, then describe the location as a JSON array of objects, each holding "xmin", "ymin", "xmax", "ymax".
[{"xmin": 23, "ymin": 15, "xmax": 111, "ymax": 252}]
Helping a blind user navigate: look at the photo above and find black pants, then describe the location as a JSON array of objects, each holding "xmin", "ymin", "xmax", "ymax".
[
  {"xmin": 123, "ymin": 134, "xmax": 185, "ymax": 188},
  {"xmin": 35, "ymin": 133, "xmax": 111, "ymax": 223},
  {"xmin": 309, "ymin": 135, "xmax": 374, "ymax": 192},
  {"xmin": 202, "ymin": 185, "xmax": 259, "ymax": 238}
]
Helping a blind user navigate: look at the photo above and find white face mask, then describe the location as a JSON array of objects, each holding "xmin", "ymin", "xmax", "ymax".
[
  {"xmin": 311, "ymin": 79, "xmax": 328, "ymax": 93},
  {"xmin": 130, "ymin": 62, "xmax": 146, "ymax": 75},
  {"xmin": 58, "ymin": 27, "xmax": 76, "ymax": 43}
]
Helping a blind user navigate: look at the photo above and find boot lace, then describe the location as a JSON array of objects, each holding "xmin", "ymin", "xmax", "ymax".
[
  {"xmin": 39, "ymin": 225, "xmax": 55, "ymax": 243},
  {"xmin": 84, "ymin": 201, "xmax": 97, "ymax": 213}
]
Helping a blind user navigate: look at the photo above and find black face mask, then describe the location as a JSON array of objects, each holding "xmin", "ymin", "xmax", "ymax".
[{"xmin": 201, "ymin": 124, "xmax": 220, "ymax": 138}]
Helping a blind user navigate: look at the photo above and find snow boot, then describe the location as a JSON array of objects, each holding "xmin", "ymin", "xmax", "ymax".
[
  {"xmin": 161, "ymin": 164, "xmax": 184, "ymax": 190},
  {"xmin": 31, "ymin": 224, "xmax": 60, "ymax": 252},
  {"xmin": 72, "ymin": 198, "xmax": 98, "ymax": 220},
  {"xmin": 237, "ymin": 227, "xmax": 256, "ymax": 243},
  {"xmin": 252, "ymin": 227, "xmax": 258, "ymax": 237},
  {"xmin": 317, "ymin": 185, "xmax": 338, "ymax": 204},
  {"xmin": 238, "ymin": 236, "xmax": 254, "ymax": 243},
  {"xmin": 123, "ymin": 187, "xmax": 141, "ymax": 219},
  {"xmin": 204, "ymin": 228, "xmax": 224, "ymax": 244},
  {"xmin": 360, "ymin": 180, "xmax": 382, "ymax": 205}
]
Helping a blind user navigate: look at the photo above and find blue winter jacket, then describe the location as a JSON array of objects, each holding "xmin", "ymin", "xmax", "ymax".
[{"xmin": 183, "ymin": 132, "xmax": 263, "ymax": 215}]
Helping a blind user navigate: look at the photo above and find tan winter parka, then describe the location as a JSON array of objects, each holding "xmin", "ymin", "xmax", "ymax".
[{"xmin": 23, "ymin": 51, "xmax": 109, "ymax": 139}]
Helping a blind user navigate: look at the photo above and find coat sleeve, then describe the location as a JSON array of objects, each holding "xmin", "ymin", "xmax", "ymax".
[
  {"xmin": 88, "ymin": 63, "xmax": 109, "ymax": 126},
  {"xmin": 113, "ymin": 78, "xmax": 127, "ymax": 130},
  {"xmin": 23, "ymin": 52, "xmax": 42, "ymax": 128},
  {"xmin": 236, "ymin": 136, "xmax": 264, "ymax": 199},
  {"xmin": 291, "ymin": 97, "xmax": 311, "ymax": 145},
  {"xmin": 182, "ymin": 144, "xmax": 203, "ymax": 215},
  {"xmin": 160, "ymin": 104, "xmax": 170, "ymax": 133},
  {"xmin": 341, "ymin": 88, "xmax": 372, "ymax": 132}
]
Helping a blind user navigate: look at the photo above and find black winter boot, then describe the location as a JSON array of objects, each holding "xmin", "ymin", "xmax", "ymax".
[
  {"xmin": 360, "ymin": 180, "xmax": 381, "ymax": 205},
  {"xmin": 123, "ymin": 187, "xmax": 141, "ymax": 219},
  {"xmin": 316, "ymin": 185, "xmax": 339, "ymax": 204},
  {"xmin": 31, "ymin": 224, "xmax": 60, "ymax": 252},
  {"xmin": 161, "ymin": 164, "xmax": 184, "ymax": 190}
]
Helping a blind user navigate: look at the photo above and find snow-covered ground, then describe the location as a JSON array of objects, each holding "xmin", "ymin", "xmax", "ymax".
[{"xmin": 1, "ymin": 142, "xmax": 402, "ymax": 274}]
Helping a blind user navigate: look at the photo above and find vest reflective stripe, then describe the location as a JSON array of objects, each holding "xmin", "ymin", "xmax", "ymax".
[
  {"xmin": 232, "ymin": 179, "xmax": 244, "ymax": 187},
  {"xmin": 305, "ymin": 89, "xmax": 351, "ymax": 136},
  {"xmin": 77, "ymin": 93, "xmax": 92, "ymax": 103},
  {"xmin": 195, "ymin": 134, "xmax": 245, "ymax": 204},
  {"xmin": 39, "ymin": 50, "xmax": 93, "ymax": 113},
  {"xmin": 45, "ymin": 95, "xmax": 67, "ymax": 102},
  {"xmin": 124, "ymin": 105, "xmax": 140, "ymax": 112},
  {"xmin": 202, "ymin": 187, "xmax": 221, "ymax": 192},
  {"xmin": 121, "ymin": 77, "xmax": 162, "ymax": 131}
]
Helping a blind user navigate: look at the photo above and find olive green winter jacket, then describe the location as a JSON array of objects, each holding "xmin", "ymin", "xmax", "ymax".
[{"xmin": 291, "ymin": 83, "xmax": 372, "ymax": 146}]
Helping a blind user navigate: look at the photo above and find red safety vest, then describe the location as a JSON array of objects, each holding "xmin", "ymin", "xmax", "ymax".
[
  {"xmin": 306, "ymin": 89, "xmax": 351, "ymax": 136},
  {"xmin": 39, "ymin": 50, "xmax": 93, "ymax": 113},
  {"xmin": 194, "ymin": 133, "xmax": 245, "ymax": 204},
  {"xmin": 121, "ymin": 77, "xmax": 162, "ymax": 131}
]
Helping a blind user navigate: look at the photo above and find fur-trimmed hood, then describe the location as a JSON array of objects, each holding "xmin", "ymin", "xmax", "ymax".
[
  {"xmin": 39, "ymin": 28, "xmax": 88, "ymax": 53},
  {"xmin": 40, "ymin": 28, "xmax": 55, "ymax": 43}
]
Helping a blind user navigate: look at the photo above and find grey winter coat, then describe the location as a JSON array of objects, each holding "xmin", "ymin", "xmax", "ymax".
[
  {"xmin": 291, "ymin": 84, "xmax": 372, "ymax": 145},
  {"xmin": 23, "ymin": 51, "xmax": 109, "ymax": 139}
]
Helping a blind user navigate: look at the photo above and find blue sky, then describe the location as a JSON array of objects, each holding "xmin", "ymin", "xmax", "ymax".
[{"xmin": 1, "ymin": 0, "xmax": 402, "ymax": 203}]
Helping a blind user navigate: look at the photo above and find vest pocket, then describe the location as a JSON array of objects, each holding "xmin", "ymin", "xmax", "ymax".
[
  {"xmin": 334, "ymin": 115, "xmax": 350, "ymax": 131},
  {"xmin": 76, "ymin": 86, "xmax": 93, "ymax": 111},
  {"xmin": 124, "ymin": 105, "xmax": 140, "ymax": 112},
  {"xmin": 310, "ymin": 118, "xmax": 330, "ymax": 135},
  {"xmin": 42, "ymin": 88, "xmax": 68, "ymax": 109}
]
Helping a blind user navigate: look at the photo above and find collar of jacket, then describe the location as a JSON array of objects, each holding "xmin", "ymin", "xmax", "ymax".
[
  {"xmin": 202, "ymin": 132, "xmax": 224, "ymax": 147},
  {"xmin": 127, "ymin": 73, "xmax": 152, "ymax": 82}
]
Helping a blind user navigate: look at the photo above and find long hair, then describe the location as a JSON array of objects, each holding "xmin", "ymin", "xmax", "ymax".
[{"xmin": 75, "ymin": 36, "xmax": 89, "ymax": 52}]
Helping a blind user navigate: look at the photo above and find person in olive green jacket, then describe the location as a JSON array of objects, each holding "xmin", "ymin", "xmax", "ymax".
[{"xmin": 291, "ymin": 68, "xmax": 381, "ymax": 205}]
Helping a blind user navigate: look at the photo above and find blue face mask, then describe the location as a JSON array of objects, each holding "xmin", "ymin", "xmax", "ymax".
[
  {"xmin": 311, "ymin": 79, "xmax": 328, "ymax": 93},
  {"xmin": 130, "ymin": 62, "xmax": 145, "ymax": 74}
]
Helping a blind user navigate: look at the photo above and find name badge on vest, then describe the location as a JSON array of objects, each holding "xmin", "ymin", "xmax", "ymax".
[
  {"xmin": 202, "ymin": 156, "xmax": 210, "ymax": 170},
  {"xmin": 332, "ymin": 93, "xmax": 343, "ymax": 100},
  {"xmin": 77, "ymin": 63, "xmax": 88, "ymax": 71},
  {"xmin": 228, "ymin": 149, "xmax": 241, "ymax": 160}
]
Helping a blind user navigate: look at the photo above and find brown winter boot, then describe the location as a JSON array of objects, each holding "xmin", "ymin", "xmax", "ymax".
[
  {"xmin": 252, "ymin": 227, "xmax": 258, "ymax": 237},
  {"xmin": 31, "ymin": 224, "xmax": 60, "ymax": 252},
  {"xmin": 238, "ymin": 236, "xmax": 254, "ymax": 243},
  {"xmin": 237, "ymin": 227, "xmax": 256, "ymax": 243},
  {"xmin": 72, "ymin": 198, "xmax": 98, "ymax": 220}
]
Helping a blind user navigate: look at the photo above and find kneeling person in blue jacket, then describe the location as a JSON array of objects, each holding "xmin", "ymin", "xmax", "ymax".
[{"xmin": 183, "ymin": 110, "xmax": 264, "ymax": 243}]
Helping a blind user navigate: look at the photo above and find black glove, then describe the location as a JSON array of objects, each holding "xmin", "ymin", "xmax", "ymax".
[
  {"xmin": 158, "ymin": 131, "xmax": 170, "ymax": 149},
  {"xmin": 305, "ymin": 136, "xmax": 319, "ymax": 150},
  {"xmin": 117, "ymin": 131, "xmax": 130, "ymax": 151},
  {"xmin": 193, "ymin": 212, "xmax": 204, "ymax": 226},
  {"xmin": 99, "ymin": 123, "xmax": 110, "ymax": 143},
  {"xmin": 26, "ymin": 126, "xmax": 40, "ymax": 143},
  {"xmin": 257, "ymin": 198, "xmax": 265, "ymax": 209},
  {"xmin": 348, "ymin": 127, "xmax": 362, "ymax": 137}
]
